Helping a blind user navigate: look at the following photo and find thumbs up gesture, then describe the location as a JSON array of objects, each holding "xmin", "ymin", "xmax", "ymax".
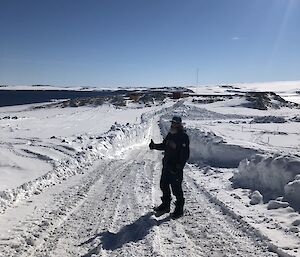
[{"xmin": 149, "ymin": 139, "xmax": 155, "ymax": 150}]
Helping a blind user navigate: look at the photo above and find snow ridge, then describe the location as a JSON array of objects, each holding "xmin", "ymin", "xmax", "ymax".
[
  {"xmin": 0, "ymin": 117, "xmax": 151, "ymax": 213},
  {"xmin": 232, "ymin": 154, "xmax": 300, "ymax": 208},
  {"xmin": 159, "ymin": 116, "xmax": 258, "ymax": 168},
  {"xmin": 187, "ymin": 165, "xmax": 296, "ymax": 257},
  {"xmin": 0, "ymin": 102, "xmax": 180, "ymax": 213}
]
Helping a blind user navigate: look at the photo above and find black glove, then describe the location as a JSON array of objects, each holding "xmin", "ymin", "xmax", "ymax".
[{"xmin": 149, "ymin": 139, "xmax": 155, "ymax": 150}]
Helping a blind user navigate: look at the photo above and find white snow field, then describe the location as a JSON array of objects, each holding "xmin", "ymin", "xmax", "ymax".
[{"xmin": 0, "ymin": 82, "xmax": 300, "ymax": 257}]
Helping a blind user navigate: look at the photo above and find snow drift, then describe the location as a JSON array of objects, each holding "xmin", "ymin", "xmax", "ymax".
[
  {"xmin": 159, "ymin": 117, "xmax": 258, "ymax": 168},
  {"xmin": 284, "ymin": 175, "xmax": 300, "ymax": 209},
  {"xmin": 0, "ymin": 117, "xmax": 153, "ymax": 213},
  {"xmin": 0, "ymin": 103, "xmax": 178, "ymax": 213},
  {"xmin": 232, "ymin": 154, "xmax": 300, "ymax": 207}
]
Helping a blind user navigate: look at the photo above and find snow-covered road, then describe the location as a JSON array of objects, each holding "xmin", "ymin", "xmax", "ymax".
[{"xmin": 0, "ymin": 122, "xmax": 272, "ymax": 257}]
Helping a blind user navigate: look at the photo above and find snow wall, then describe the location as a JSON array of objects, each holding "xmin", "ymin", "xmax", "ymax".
[
  {"xmin": 0, "ymin": 109, "xmax": 164, "ymax": 213},
  {"xmin": 159, "ymin": 117, "xmax": 258, "ymax": 168},
  {"xmin": 0, "ymin": 104, "xmax": 180, "ymax": 213},
  {"xmin": 232, "ymin": 154, "xmax": 300, "ymax": 208}
]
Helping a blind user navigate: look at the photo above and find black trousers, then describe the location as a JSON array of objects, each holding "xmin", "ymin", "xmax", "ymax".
[{"xmin": 160, "ymin": 164, "xmax": 184, "ymax": 207}]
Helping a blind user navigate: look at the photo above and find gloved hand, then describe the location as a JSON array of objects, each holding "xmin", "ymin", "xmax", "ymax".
[{"xmin": 149, "ymin": 139, "xmax": 155, "ymax": 150}]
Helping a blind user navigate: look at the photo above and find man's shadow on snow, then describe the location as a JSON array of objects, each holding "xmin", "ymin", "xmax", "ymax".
[{"xmin": 79, "ymin": 211, "xmax": 170, "ymax": 257}]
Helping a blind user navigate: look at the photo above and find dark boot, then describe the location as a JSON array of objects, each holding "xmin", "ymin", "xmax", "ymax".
[
  {"xmin": 171, "ymin": 201, "xmax": 184, "ymax": 219},
  {"xmin": 153, "ymin": 197, "xmax": 171, "ymax": 214}
]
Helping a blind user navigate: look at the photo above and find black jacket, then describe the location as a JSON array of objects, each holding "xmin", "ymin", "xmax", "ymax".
[{"xmin": 153, "ymin": 129, "xmax": 190, "ymax": 170}]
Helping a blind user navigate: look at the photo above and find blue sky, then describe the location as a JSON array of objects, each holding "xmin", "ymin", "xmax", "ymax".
[{"xmin": 0, "ymin": 0, "xmax": 299, "ymax": 87}]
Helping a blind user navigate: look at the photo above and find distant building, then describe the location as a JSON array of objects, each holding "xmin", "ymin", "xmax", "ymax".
[
  {"xmin": 128, "ymin": 92, "xmax": 142, "ymax": 102},
  {"xmin": 172, "ymin": 91, "xmax": 184, "ymax": 99}
]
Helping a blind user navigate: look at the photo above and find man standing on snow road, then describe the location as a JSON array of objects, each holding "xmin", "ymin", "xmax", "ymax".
[{"xmin": 149, "ymin": 116, "xmax": 190, "ymax": 219}]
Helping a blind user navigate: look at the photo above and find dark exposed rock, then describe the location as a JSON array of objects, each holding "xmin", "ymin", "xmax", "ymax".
[
  {"xmin": 250, "ymin": 116, "xmax": 286, "ymax": 124},
  {"xmin": 244, "ymin": 92, "xmax": 299, "ymax": 110},
  {"xmin": 62, "ymin": 96, "xmax": 107, "ymax": 107},
  {"xmin": 291, "ymin": 116, "xmax": 300, "ymax": 122},
  {"xmin": 110, "ymin": 96, "xmax": 126, "ymax": 106},
  {"xmin": 139, "ymin": 92, "xmax": 166, "ymax": 103},
  {"xmin": 192, "ymin": 96, "xmax": 225, "ymax": 104}
]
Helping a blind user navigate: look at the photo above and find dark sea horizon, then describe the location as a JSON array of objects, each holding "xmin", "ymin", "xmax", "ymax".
[{"xmin": 0, "ymin": 89, "xmax": 127, "ymax": 107}]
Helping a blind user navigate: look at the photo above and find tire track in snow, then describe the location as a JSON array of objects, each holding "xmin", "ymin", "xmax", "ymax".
[
  {"xmin": 27, "ymin": 148, "xmax": 158, "ymax": 257},
  {"xmin": 80, "ymin": 149, "xmax": 161, "ymax": 257},
  {"xmin": 182, "ymin": 165, "xmax": 274, "ymax": 257},
  {"xmin": 38, "ymin": 160, "xmax": 139, "ymax": 256},
  {"xmin": 0, "ymin": 159, "xmax": 126, "ymax": 257},
  {"xmin": 1, "ymin": 122, "xmax": 276, "ymax": 257}
]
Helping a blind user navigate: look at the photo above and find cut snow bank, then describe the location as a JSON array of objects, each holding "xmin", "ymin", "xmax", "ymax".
[
  {"xmin": 159, "ymin": 117, "xmax": 258, "ymax": 168},
  {"xmin": 0, "ymin": 116, "xmax": 154, "ymax": 213},
  {"xmin": 285, "ymin": 176, "xmax": 300, "ymax": 209},
  {"xmin": 0, "ymin": 103, "xmax": 177, "ymax": 213},
  {"xmin": 232, "ymin": 154, "xmax": 300, "ymax": 207}
]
